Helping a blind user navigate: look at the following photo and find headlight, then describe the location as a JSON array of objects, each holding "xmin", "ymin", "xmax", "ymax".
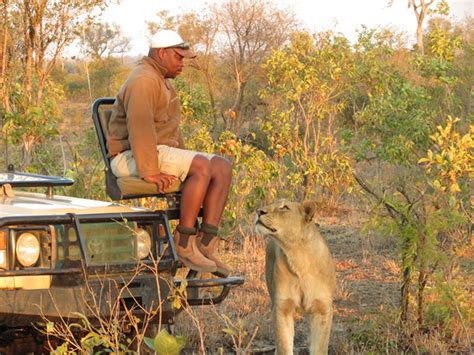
[
  {"xmin": 136, "ymin": 228, "xmax": 151, "ymax": 259},
  {"xmin": 16, "ymin": 232, "xmax": 40, "ymax": 267}
]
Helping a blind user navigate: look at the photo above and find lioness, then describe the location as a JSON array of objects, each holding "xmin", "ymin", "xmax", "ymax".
[{"xmin": 254, "ymin": 200, "xmax": 336, "ymax": 355}]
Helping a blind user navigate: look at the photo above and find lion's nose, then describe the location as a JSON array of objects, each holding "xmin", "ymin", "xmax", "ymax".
[{"xmin": 256, "ymin": 208, "xmax": 267, "ymax": 217}]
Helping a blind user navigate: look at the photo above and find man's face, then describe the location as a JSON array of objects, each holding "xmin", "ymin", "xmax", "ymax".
[{"xmin": 160, "ymin": 48, "xmax": 184, "ymax": 78}]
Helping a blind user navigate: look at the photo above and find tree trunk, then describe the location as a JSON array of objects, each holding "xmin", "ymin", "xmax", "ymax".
[
  {"xmin": 399, "ymin": 245, "xmax": 412, "ymax": 351},
  {"xmin": 1, "ymin": 0, "xmax": 10, "ymax": 168},
  {"xmin": 22, "ymin": 0, "xmax": 33, "ymax": 102},
  {"xmin": 0, "ymin": 0, "xmax": 9, "ymax": 110},
  {"xmin": 417, "ymin": 268, "xmax": 427, "ymax": 327},
  {"xmin": 400, "ymin": 249, "xmax": 411, "ymax": 325},
  {"xmin": 416, "ymin": 21, "xmax": 425, "ymax": 55},
  {"xmin": 410, "ymin": 0, "xmax": 434, "ymax": 55},
  {"xmin": 202, "ymin": 68, "xmax": 219, "ymax": 132}
]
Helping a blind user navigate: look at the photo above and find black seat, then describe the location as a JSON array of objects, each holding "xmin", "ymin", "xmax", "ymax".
[{"xmin": 91, "ymin": 98, "xmax": 182, "ymax": 204}]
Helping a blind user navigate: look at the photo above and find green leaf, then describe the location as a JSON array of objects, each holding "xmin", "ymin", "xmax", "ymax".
[
  {"xmin": 144, "ymin": 336, "xmax": 155, "ymax": 350},
  {"xmin": 46, "ymin": 322, "xmax": 55, "ymax": 333},
  {"xmin": 222, "ymin": 327, "xmax": 236, "ymax": 335},
  {"xmin": 153, "ymin": 329, "xmax": 186, "ymax": 355}
]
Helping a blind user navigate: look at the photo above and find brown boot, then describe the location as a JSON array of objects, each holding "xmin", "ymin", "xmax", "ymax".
[
  {"xmin": 174, "ymin": 225, "xmax": 217, "ymax": 273},
  {"xmin": 197, "ymin": 223, "xmax": 231, "ymax": 277}
]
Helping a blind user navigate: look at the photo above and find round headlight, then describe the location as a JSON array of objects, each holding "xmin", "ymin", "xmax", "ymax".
[
  {"xmin": 16, "ymin": 232, "xmax": 40, "ymax": 267},
  {"xmin": 136, "ymin": 228, "xmax": 151, "ymax": 259}
]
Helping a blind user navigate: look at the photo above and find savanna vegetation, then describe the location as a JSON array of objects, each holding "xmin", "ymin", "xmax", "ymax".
[{"xmin": 0, "ymin": 0, "xmax": 472, "ymax": 353}]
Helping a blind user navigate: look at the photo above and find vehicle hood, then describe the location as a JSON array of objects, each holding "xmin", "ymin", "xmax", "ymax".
[{"xmin": 0, "ymin": 191, "xmax": 144, "ymax": 217}]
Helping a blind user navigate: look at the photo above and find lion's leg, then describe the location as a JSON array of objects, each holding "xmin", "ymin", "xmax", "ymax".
[
  {"xmin": 307, "ymin": 302, "xmax": 333, "ymax": 355},
  {"xmin": 273, "ymin": 300, "xmax": 295, "ymax": 355}
]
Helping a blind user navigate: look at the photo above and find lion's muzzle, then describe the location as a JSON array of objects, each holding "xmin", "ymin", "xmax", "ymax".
[{"xmin": 254, "ymin": 208, "xmax": 277, "ymax": 234}]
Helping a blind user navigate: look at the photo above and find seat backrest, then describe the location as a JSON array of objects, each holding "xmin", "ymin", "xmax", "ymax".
[
  {"xmin": 91, "ymin": 98, "xmax": 115, "ymax": 172},
  {"xmin": 91, "ymin": 97, "xmax": 125, "ymax": 200}
]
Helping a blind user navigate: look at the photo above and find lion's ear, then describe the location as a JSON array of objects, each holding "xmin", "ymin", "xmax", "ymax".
[{"xmin": 301, "ymin": 200, "xmax": 317, "ymax": 222}]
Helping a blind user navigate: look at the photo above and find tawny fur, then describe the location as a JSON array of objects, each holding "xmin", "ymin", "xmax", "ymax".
[{"xmin": 255, "ymin": 200, "xmax": 336, "ymax": 355}]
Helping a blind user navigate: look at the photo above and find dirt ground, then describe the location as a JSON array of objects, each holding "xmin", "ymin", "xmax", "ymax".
[{"xmin": 321, "ymin": 212, "xmax": 401, "ymax": 353}]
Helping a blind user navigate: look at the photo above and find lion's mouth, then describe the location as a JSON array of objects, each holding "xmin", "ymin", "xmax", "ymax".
[{"xmin": 255, "ymin": 219, "xmax": 277, "ymax": 233}]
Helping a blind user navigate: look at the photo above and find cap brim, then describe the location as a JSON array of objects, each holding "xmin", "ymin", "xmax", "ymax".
[{"xmin": 173, "ymin": 48, "xmax": 196, "ymax": 59}]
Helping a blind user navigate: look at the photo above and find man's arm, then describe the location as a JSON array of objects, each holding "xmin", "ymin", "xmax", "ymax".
[{"xmin": 124, "ymin": 78, "xmax": 162, "ymax": 178}]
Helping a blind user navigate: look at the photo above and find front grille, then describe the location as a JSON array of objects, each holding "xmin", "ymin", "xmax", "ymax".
[{"xmin": 80, "ymin": 222, "xmax": 137, "ymax": 265}]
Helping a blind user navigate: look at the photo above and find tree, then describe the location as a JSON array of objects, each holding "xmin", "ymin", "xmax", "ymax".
[
  {"xmin": 389, "ymin": 0, "xmax": 445, "ymax": 54},
  {"xmin": 80, "ymin": 22, "xmax": 130, "ymax": 59},
  {"xmin": 0, "ymin": 0, "xmax": 108, "ymax": 169},
  {"xmin": 211, "ymin": 0, "xmax": 298, "ymax": 133}
]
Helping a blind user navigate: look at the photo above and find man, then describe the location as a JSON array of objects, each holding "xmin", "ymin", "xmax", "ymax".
[{"xmin": 107, "ymin": 30, "xmax": 231, "ymax": 276}]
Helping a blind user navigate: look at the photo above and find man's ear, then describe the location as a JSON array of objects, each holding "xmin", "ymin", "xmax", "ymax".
[
  {"xmin": 149, "ymin": 47, "xmax": 164, "ymax": 60},
  {"xmin": 153, "ymin": 48, "xmax": 165, "ymax": 60},
  {"xmin": 156, "ymin": 48, "xmax": 166, "ymax": 59},
  {"xmin": 301, "ymin": 200, "xmax": 317, "ymax": 222}
]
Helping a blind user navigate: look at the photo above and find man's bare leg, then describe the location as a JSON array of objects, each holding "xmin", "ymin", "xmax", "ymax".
[
  {"xmin": 197, "ymin": 156, "xmax": 232, "ymax": 276},
  {"xmin": 173, "ymin": 155, "xmax": 217, "ymax": 273},
  {"xmin": 179, "ymin": 155, "xmax": 212, "ymax": 228},
  {"xmin": 202, "ymin": 156, "xmax": 232, "ymax": 225}
]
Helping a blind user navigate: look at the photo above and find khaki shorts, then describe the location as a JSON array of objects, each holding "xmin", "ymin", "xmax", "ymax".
[{"xmin": 111, "ymin": 145, "xmax": 215, "ymax": 182}]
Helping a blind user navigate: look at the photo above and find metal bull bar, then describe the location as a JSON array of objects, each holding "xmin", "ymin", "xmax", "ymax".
[{"xmin": 0, "ymin": 212, "xmax": 244, "ymax": 306}]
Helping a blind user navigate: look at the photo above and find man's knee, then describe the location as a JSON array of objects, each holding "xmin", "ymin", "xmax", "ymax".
[
  {"xmin": 211, "ymin": 156, "xmax": 232, "ymax": 182},
  {"xmin": 189, "ymin": 155, "xmax": 212, "ymax": 178}
]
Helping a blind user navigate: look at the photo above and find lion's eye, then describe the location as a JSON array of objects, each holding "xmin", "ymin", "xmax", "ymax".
[{"xmin": 279, "ymin": 205, "xmax": 290, "ymax": 211}]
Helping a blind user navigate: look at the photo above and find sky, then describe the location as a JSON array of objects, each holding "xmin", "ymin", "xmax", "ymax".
[{"xmin": 100, "ymin": 0, "xmax": 473, "ymax": 56}]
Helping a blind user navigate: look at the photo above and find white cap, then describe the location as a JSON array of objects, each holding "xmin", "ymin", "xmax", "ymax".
[{"xmin": 150, "ymin": 30, "xmax": 196, "ymax": 58}]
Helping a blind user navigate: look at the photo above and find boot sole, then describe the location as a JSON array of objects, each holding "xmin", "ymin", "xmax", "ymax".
[{"xmin": 179, "ymin": 256, "xmax": 217, "ymax": 273}]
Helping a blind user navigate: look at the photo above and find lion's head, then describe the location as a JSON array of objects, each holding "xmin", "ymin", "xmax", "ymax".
[{"xmin": 254, "ymin": 200, "xmax": 317, "ymax": 242}]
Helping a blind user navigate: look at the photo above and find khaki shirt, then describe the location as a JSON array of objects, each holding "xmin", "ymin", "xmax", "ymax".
[{"xmin": 107, "ymin": 56, "xmax": 185, "ymax": 178}]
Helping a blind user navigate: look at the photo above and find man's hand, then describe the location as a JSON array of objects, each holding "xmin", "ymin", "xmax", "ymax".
[{"xmin": 143, "ymin": 173, "xmax": 178, "ymax": 192}]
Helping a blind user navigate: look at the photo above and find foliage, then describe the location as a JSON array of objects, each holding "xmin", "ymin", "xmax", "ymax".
[
  {"xmin": 349, "ymin": 306, "xmax": 399, "ymax": 352},
  {"xmin": 424, "ymin": 271, "xmax": 474, "ymax": 341},
  {"xmin": 350, "ymin": 27, "xmax": 436, "ymax": 165},
  {"xmin": 46, "ymin": 312, "xmax": 135, "ymax": 354},
  {"xmin": 427, "ymin": 25, "xmax": 462, "ymax": 62},
  {"xmin": 0, "ymin": 0, "xmax": 109, "ymax": 167},
  {"xmin": 64, "ymin": 127, "xmax": 108, "ymax": 200},
  {"xmin": 219, "ymin": 313, "xmax": 258, "ymax": 354},
  {"xmin": 144, "ymin": 329, "xmax": 186, "ymax": 355},
  {"xmin": 2, "ymin": 80, "xmax": 64, "ymax": 169},
  {"xmin": 419, "ymin": 117, "xmax": 473, "ymax": 195},
  {"xmin": 175, "ymin": 79, "xmax": 214, "ymax": 131},
  {"xmin": 217, "ymin": 131, "xmax": 279, "ymax": 231},
  {"xmin": 260, "ymin": 31, "xmax": 355, "ymax": 201},
  {"xmin": 345, "ymin": 19, "xmax": 472, "ymax": 350},
  {"xmin": 80, "ymin": 22, "xmax": 131, "ymax": 59}
]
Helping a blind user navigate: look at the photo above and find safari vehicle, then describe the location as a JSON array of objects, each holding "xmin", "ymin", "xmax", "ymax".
[{"xmin": 0, "ymin": 98, "xmax": 243, "ymax": 351}]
